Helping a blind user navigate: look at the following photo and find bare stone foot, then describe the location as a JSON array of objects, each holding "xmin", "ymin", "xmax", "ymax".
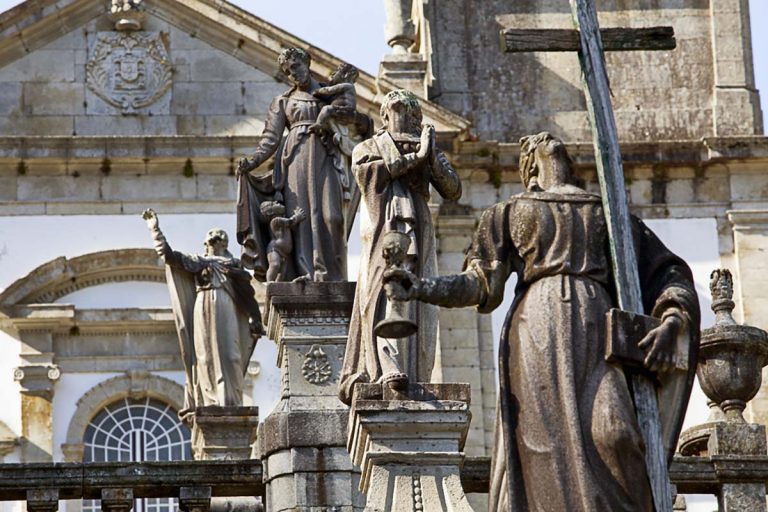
[{"xmin": 292, "ymin": 274, "xmax": 312, "ymax": 283}]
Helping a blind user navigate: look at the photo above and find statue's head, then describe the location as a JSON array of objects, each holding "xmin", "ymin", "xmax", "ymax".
[
  {"xmin": 330, "ymin": 63, "xmax": 359, "ymax": 85},
  {"xmin": 204, "ymin": 228, "xmax": 230, "ymax": 256},
  {"xmin": 260, "ymin": 200, "xmax": 286, "ymax": 219},
  {"xmin": 380, "ymin": 89, "xmax": 422, "ymax": 135},
  {"xmin": 518, "ymin": 131, "xmax": 573, "ymax": 191},
  {"xmin": 278, "ymin": 47, "xmax": 311, "ymax": 87}
]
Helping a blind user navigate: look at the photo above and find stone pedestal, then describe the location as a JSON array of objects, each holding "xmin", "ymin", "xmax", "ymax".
[
  {"xmin": 378, "ymin": 54, "xmax": 428, "ymax": 97},
  {"xmin": 191, "ymin": 406, "xmax": 259, "ymax": 461},
  {"xmin": 709, "ymin": 423, "xmax": 768, "ymax": 511},
  {"xmin": 348, "ymin": 383, "xmax": 475, "ymax": 512},
  {"xmin": 261, "ymin": 282, "xmax": 364, "ymax": 511}
]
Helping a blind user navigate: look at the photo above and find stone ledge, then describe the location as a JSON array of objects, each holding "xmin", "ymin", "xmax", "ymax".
[
  {"xmin": 0, "ymin": 460, "xmax": 264, "ymax": 501},
  {"xmin": 260, "ymin": 409, "xmax": 348, "ymax": 458},
  {"xmin": 458, "ymin": 455, "xmax": 768, "ymax": 495}
]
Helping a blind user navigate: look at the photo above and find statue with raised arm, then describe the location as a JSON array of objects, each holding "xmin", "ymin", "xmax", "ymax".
[
  {"xmin": 143, "ymin": 209, "xmax": 264, "ymax": 420},
  {"xmin": 236, "ymin": 48, "xmax": 372, "ymax": 282},
  {"xmin": 383, "ymin": 133, "xmax": 700, "ymax": 511},
  {"xmin": 338, "ymin": 89, "xmax": 462, "ymax": 403}
]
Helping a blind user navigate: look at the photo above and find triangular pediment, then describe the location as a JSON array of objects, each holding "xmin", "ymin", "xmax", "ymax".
[{"xmin": 0, "ymin": 0, "xmax": 470, "ymax": 137}]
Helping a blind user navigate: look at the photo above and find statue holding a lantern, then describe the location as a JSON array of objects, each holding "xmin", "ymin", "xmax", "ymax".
[{"xmin": 338, "ymin": 89, "xmax": 462, "ymax": 403}]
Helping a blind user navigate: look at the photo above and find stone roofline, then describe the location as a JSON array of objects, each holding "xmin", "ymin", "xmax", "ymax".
[{"xmin": 0, "ymin": 0, "xmax": 470, "ymax": 136}]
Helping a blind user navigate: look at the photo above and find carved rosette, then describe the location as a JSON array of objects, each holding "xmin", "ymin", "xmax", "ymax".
[
  {"xmin": 86, "ymin": 32, "xmax": 172, "ymax": 115},
  {"xmin": 301, "ymin": 345, "xmax": 333, "ymax": 385}
]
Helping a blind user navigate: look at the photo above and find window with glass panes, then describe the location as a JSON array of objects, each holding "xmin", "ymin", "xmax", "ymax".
[{"xmin": 82, "ymin": 397, "xmax": 192, "ymax": 512}]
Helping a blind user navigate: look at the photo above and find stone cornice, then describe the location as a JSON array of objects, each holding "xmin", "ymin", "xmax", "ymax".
[
  {"xmin": 1, "ymin": 135, "xmax": 766, "ymax": 179},
  {"xmin": 454, "ymin": 136, "xmax": 768, "ymax": 174},
  {"xmin": 0, "ymin": 306, "xmax": 175, "ymax": 335},
  {"xmin": 0, "ymin": 248, "xmax": 163, "ymax": 305}
]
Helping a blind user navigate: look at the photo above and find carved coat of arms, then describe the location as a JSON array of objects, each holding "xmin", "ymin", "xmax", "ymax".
[{"xmin": 86, "ymin": 32, "xmax": 172, "ymax": 115}]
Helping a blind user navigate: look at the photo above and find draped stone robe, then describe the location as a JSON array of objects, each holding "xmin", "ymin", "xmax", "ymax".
[
  {"xmin": 338, "ymin": 131, "xmax": 461, "ymax": 404},
  {"xmin": 237, "ymin": 86, "xmax": 349, "ymax": 282},
  {"xmin": 424, "ymin": 190, "xmax": 699, "ymax": 511},
  {"xmin": 154, "ymin": 233, "xmax": 262, "ymax": 418}
]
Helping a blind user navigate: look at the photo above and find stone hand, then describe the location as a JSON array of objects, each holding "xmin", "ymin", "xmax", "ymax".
[
  {"xmin": 383, "ymin": 268, "xmax": 420, "ymax": 302},
  {"xmin": 293, "ymin": 206, "xmax": 307, "ymax": 222},
  {"xmin": 142, "ymin": 208, "xmax": 159, "ymax": 230},
  {"xmin": 416, "ymin": 124, "xmax": 435, "ymax": 160},
  {"xmin": 237, "ymin": 156, "xmax": 256, "ymax": 176},
  {"xmin": 638, "ymin": 314, "xmax": 683, "ymax": 373}
]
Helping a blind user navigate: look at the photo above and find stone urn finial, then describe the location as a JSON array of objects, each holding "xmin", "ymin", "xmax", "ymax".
[
  {"xmin": 680, "ymin": 269, "xmax": 768, "ymax": 455},
  {"xmin": 109, "ymin": 0, "xmax": 145, "ymax": 31},
  {"xmin": 709, "ymin": 268, "xmax": 736, "ymax": 326},
  {"xmin": 697, "ymin": 268, "xmax": 768, "ymax": 423}
]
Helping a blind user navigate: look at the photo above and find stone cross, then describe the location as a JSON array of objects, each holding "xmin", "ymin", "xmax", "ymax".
[{"xmin": 500, "ymin": 2, "xmax": 677, "ymax": 511}]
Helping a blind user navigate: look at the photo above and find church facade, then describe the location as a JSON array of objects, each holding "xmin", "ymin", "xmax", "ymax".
[{"xmin": 0, "ymin": 0, "xmax": 764, "ymax": 510}]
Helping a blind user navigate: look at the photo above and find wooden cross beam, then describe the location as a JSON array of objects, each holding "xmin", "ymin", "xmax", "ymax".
[
  {"xmin": 500, "ymin": 4, "xmax": 677, "ymax": 512},
  {"xmin": 501, "ymin": 26, "xmax": 675, "ymax": 53}
]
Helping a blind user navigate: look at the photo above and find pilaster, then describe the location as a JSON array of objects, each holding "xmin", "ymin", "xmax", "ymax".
[
  {"xmin": 261, "ymin": 282, "xmax": 364, "ymax": 511},
  {"xmin": 14, "ymin": 363, "xmax": 60, "ymax": 462},
  {"xmin": 710, "ymin": 0, "xmax": 763, "ymax": 135}
]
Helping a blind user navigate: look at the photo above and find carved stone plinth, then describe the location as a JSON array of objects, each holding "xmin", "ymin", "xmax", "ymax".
[
  {"xmin": 378, "ymin": 54, "xmax": 428, "ymax": 97},
  {"xmin": 261, "ymin": 282, "xmax": 364, "ymax": 511},
  {"xmin": 348, "ymin": 383, "xmax": 475, "ymax": 512},
  {"xmin": 191, "ymin": 406, "xmax": 258, "ymax": 461}
]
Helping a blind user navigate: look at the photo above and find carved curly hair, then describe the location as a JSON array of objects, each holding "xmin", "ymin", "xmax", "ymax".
[{"xmin": 277, "ymin": 47, "xmax": 311, "ymax": 72}]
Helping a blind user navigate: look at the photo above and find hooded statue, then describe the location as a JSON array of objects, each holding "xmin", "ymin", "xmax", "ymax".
[{"xmin": 384, "ymin": 132, "xmax": 700, "ymax": 511}]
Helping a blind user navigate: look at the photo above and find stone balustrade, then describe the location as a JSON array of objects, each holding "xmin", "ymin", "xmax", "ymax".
[
  {"xmin": 1, "ymin": 456, "xmax": 765, "ymax": 510},
  {"xmin": 0, "ymin": 460, "xmax": 263, "ymax": 510}
]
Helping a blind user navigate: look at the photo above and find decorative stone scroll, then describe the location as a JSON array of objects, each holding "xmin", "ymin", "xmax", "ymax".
[{"xmin": 86, "ymin": 32, "xmax": 172, "ymax": 115}]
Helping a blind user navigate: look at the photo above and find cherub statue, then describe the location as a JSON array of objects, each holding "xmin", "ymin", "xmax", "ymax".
[
  {"xmin": 310, "ymin": 63, "xmax": 360, "ymax": 135},
  {"xmin": 259, "ymin": 201, "xmax": 307, "ymax": 282},
  {"xmin": 143, "ymin": 209, "xmax": 263, "ymax": 420}
]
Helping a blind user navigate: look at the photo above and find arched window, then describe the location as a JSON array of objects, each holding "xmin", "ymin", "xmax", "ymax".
[{"xmin": 83, "ymin": 397, "xmax": 192, "ymax": 512}]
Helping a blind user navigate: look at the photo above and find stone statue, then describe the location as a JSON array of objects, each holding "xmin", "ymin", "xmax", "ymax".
[
  {"xmin": 260, "ymin": 202, "xmax": 306, "ymax": 282},
  {"xmin": 143, "ymin": 209, "xmax": 264, "ymax": 421},
  {"xmin": 338, "ymin": 89, "xmax": 462, "ymax": 403},
  {"xmin": 384, "ymin": 132, "xmax": 700, "ymax": 511},
  {"xmin": 310, "ymin": 63, "xmax": 359, "ymax": 136},
  {"xmin": 236, "ymin": 48, "xmax": 372, "ymax": 283}
]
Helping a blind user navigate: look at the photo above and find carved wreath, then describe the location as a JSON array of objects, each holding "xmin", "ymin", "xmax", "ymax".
[
  {"xmin": 301, "ymin": 345, "xmax": 333, "ymax": 385},
  {"xmin": 86, "ymin": 32, "xmax": 172, "ymax": 115}
]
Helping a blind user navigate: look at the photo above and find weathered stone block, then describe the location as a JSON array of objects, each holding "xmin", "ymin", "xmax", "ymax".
[
  {"xmin": 0, "ymin": 116, "xmax": 74, "ymax": 136},
  {"xmin": 0, "ymin": 50, "xmax": 75, "ymax": 82},
  {"xmin": 204, "ymin": 115, "xmax": 265, "ymax": 136},
  {"xmin": 185, "ymin": 50, "xmax": 274, "ymax": 83},
  {"xmin": 177, "ymin": 115, "xmax": 206, "ymax": 135},
  {"xmin": 708, "ymin": 422, "xmax": 767, "ymax": 456},
  {"xmin": 17, "ymin": 176, "xmax": 99, "ymax": 201},
  {"xmin": 74, "ymin": 116, "xmax": 177, "ymax": 136},
  {"xmin": 24, "ymin": 83, "xmax": 85, "ymax": 116},
  {"xmin": 100, "ymin": 175, "xmax": 197, "ymax": 201},
  {"xmin": 718, "ymin": 482, "xmax": 767, "ymax": 512},
  {"xmin": 196, "ymin": 175, "xmax": 236, "ymax": 200},
  {"xmin": 0, "ymin": 83, "xmax": 22, "ymax": 115},
  {"xmin": 243, "ymin": 81, "xmax": 285, "ymax": 115},
  {"xmin": 172, "ymin": 83, "xmax": 243, "ymax": 116}
]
